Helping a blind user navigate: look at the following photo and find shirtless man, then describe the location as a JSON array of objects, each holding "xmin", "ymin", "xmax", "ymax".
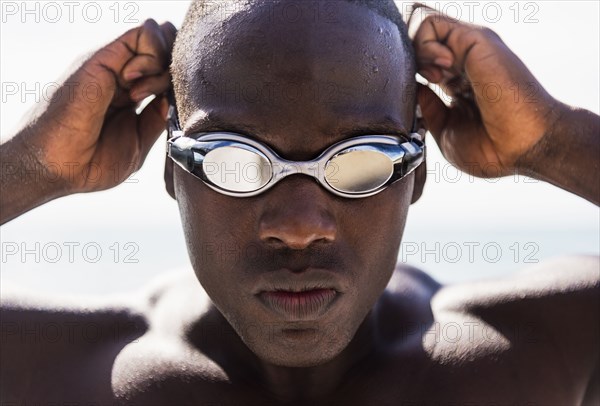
[{"xmin": 1, "ymin": 1, "xmax": 598, "ymax": 405}]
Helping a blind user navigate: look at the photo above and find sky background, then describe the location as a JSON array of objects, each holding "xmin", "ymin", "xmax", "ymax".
[{"xmin": 1, "ymin": 1, "xmax": 598, "ymax": 295}]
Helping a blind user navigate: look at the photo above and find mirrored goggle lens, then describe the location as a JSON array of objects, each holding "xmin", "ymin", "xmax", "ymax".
[
  {"xmin": 203, "ymin": 146, "xmax": 272, "ymax": 192},
  {"xmin": 324, "ymin": 149, "xmax": 394, "ymax": 193}
]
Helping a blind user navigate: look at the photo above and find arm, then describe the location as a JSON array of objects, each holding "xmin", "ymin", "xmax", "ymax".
[
  {"xmin": 0, "ymin": 135, "xmax": 69, "ymax": 224},
  {"xmin": 0, "ymin": 287, "xmax": 148, "ymax": 403},
  {"xmin": 516, "ymin": 105, "xmax": 599, "ymax": 205},
  {"xmin": 0, "ymin": 19, "xmax": 176, "ymax": 400},
  {"xmin": 0, "ymin": 19, "xmax": 177, "ymax": 224},
  {"xmin": 411, "ymin": 9, "xmax": 599, "ymax": 205}
]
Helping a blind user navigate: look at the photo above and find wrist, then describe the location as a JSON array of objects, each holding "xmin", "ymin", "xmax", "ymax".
[
  {"xmin": 513, "ymin": 99, "xmax": 567, "ymax": 177},
  {"xmin": 513, "ymin": 102, "xmax": 599, "ymax": 205},
  {"xmin": 5, "ymin": 131, "xmax": 73, "ymax": 200}
]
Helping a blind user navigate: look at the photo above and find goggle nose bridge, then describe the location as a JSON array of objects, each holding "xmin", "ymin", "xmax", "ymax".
[{"xmin": 270, "ymin": 158, "xmax": 327, "ymax": 183}]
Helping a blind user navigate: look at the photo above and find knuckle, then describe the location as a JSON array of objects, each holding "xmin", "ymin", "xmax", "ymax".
[
  {"xmin": 422, "ymin": 14, "xmax": 439, "ymax": 26},
  {"xmin": 479, "ymin": 26, "xmax": 499, "ymax": 40}
]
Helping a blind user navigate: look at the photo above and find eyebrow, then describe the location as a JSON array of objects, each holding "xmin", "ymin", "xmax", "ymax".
[
  {"xmin": 183, "ymin": 112, "xmax": 411, "ymax": 140},
  {"xmin": 338, "ymin": 122, "xmax": 410, "ymax": 138},
  {"xmin": 184, "ymin": 114, "xmax": 263, "ymax": 137}
]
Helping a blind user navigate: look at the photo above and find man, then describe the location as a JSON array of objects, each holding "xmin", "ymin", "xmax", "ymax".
[{"xmin": 1, "ymin": 0, "xmax": 598, "ymax": 404}]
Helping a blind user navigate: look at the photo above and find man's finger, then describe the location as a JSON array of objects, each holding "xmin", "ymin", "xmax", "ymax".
[
  {"xmin": 159, "ymin": 21, "xmax": 178, "ymax": 51},
  {"xmin": 129, "ymin": 71, "xmax": 172, "ymax": 102},
  {"xmin": 413, "ymin": 19, "xmax": 455, "ymax": 70},
  {"xmin": 88, "ymin": 20, "xmax": 155, "ymax": 82},
  {"xmin": 413, "ymin": 15, "xmax": 498, "ymax": 82},
  {"xmin": 65, "ymin": 19, "xmax": 166, "ymax": 117},
  {"xmin": 121, "ymin": 19, "xmax": 172, "ymax": 81}
]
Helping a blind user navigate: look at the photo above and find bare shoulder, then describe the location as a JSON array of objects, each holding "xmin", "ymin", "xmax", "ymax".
[
  {"xmin": 425, "ymin": 255, "xmax": 599, "ymax": 403},
  {"xmin": 378, "ymin": 257, "xmax": 598, "ymax": 404},
  {"xmin": 433, "ymin": 255, "xmax": 599, "ymax": 311},
  {"xmin": 0, "ymin": 270, "xmax": 208, "ymax": 403},
  {"xmin": 0, "ymin": 280, "xmax": 148, "ymax": 402},
  {"xmin": 431, "ymin": 255, "xmax": 599, "ymax": 340},
  {"xmin": 109, "ymin": 271, "xmax": 237, "ymax": 403}
]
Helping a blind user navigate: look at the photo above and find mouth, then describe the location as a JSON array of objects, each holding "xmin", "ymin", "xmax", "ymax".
[
  {"xmin": 258, "ymin": 288, "xmax": 338, "ymax": 321},
  {"xmin": 253, "ymin": 268, "xmax": 346, "ymax": 321}
]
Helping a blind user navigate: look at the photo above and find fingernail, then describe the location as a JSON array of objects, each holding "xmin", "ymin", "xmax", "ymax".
[
  {"xmin": 124, "ymin": 71, "xmax": 143, "ymax": 81},
  {"xmin": 434, "ymin": 57, "xmax": 452, "ymax": 68}
]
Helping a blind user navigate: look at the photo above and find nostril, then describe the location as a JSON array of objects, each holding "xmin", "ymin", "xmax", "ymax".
[
  {"xmin": 263, "ymin": 236, "xmax": 286, "ymax": 248},
  {"xmin": 259, "ymin": 224, "xmax": 336, "ymax": 250}
]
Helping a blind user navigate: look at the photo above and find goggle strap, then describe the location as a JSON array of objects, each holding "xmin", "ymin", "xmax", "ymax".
[
  {"xmin": 168, "ymin": 137, "xmax": 208, "ymax": 173},
  {"xmin": 400, "ymin": 136, "xmax": 426, "ymax": 177}
]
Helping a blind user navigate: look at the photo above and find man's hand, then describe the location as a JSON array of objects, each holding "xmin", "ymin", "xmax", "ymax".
[
  {"xmin": 413, "ymin": 13, "xmax": 559, "ymax": 178},
  {"xmin": 0, "ymin": 19, "xmax": 177, "ymax": 224},
  {"xmin": 24, "ymin": 19, "xmax": 176, "ymax": 193}
]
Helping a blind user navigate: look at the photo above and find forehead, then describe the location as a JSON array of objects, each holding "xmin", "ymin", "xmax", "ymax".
[{"xmin": 176, "ymin": 1, "xmax": 414, "ymax": 156}]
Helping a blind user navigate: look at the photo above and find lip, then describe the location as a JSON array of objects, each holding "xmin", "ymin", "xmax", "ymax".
[
  {"xmin": 253, "ymin": 268, "xmax": 346, "ymax": 320},
  {"xmin": 258, "ymin": 288, "xmax": 338, "ymax": 320},
  {"xmin": 252, "ymin": 268, "xmax": 347, "ymax": 294}
]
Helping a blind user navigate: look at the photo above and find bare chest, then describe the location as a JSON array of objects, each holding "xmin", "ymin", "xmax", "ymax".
[{"xmin": 110, "ymin": 330, "xmax": 572, "ymax": 406}]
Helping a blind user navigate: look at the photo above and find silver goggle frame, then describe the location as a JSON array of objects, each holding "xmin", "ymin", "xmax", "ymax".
[{"xmin": 168, "ymin": 133, "xmax": 425, "ymax": 199}]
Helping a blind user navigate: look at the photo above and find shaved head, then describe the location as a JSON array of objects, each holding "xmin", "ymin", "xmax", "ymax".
[{"xmin": 171, "ymin": 0, "xmax": 416, "ymax": 124}]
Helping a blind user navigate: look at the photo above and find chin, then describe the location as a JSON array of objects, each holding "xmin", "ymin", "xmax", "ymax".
[
  {"xmin": 246, "ymin": 326, "xmax": 355, "ymax": 368},
  {"xmin": 259, "ymin": 346, "xmax": 344, "ymax": 368}
]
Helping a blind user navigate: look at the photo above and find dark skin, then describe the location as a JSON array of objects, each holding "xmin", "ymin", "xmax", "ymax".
[{"xmin": 1, "ymin": 2, "xmax": 599, "ymax": 405}]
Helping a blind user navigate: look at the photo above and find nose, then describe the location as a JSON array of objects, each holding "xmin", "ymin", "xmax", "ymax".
[{"xmin": 258, "ymin": 178, "xmax": 337, "ymax": 250}]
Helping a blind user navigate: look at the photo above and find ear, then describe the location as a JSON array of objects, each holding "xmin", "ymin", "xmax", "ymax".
[
  {"xmin": 410, "ymin": 108, "xmax": 427, "ymax": 204},
  {"xmin": 411, "ymin": 156, "xmax": 426, "ymax": 204},
  {"xmin": 164, "ymin": 157, "xmax": 176, "ymax": 200}
]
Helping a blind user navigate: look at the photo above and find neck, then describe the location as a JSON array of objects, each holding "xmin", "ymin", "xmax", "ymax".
[
  {"xmin": 259, "ymin": 312, "xmax": 377, "ymax": 402},
  {"xmin": 196, "ymin": 307, "xmax": 378, "ymax": 403}
]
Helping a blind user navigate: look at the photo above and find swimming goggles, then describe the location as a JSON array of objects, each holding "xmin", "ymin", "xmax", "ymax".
[{"xmin": 166, "ymin": 102, "xmax": 425, "ymax": 199}]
